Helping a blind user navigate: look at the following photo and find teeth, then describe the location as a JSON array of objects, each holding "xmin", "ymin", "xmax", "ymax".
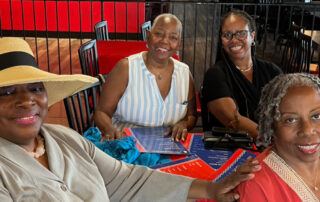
[
  {"xmin": 231, "ymin": 46, "xmax": 241, "ymax": 51},
  {"xmin": 19, "ymin": 116, "xmax": 34, "ymax": 120},
  {"xmin": 298, "ymin": 144, "xmax": 318, "ymax": 150},
  {"xmin": 158, "ymin": 48, "xmax": 168, "ymax": 52}
]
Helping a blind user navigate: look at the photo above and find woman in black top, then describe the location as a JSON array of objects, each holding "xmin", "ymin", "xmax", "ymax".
[{"xmin": 202, "ymin": 10, "xmax": 282, "ymax": 139}]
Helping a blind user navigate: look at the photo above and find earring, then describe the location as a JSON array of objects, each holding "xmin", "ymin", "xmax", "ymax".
[
  {"xmin": 176, "ymin": 51, "xmax": 179, "ymax": 56},
  {"xmin": 146, "ymin": 44, "xmax": 149, "ymax": 48},
  {"xmin": 252, "ymin": 41, "xmax": 256, "ymax": 46}
]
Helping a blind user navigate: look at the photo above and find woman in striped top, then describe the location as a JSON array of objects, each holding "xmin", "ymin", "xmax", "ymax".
[{"xmin": 94, "ymin": 13, "xmax": 197, "ymax": 141}]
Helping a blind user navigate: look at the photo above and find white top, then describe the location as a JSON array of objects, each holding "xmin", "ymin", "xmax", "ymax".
[{"xmin": 112, "ymin": 52, "xmax": 190, "ymax": 131}]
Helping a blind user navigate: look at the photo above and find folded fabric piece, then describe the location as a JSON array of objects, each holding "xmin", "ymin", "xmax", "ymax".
[{"xmin": 83, "ymin": 127, "xmax": 170, "ymax": 166}]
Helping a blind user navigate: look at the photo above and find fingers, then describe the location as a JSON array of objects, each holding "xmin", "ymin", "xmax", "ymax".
[
  {"xmin": 236, "ymin": 158, "xmax": 261, "ymax": 175},
  {"xmin": 181, "ymin": 128, "xmax": 188, "ymax": 141},
  {"xmin": 164, "ymin": 128, "xmax": 172, "ymax": 137},
  {"xmin": 102, "ymin": 134, "xmax": 113, "ymax": 141},
  {"xmin": 169, "ymin": 126, "xmax": 188, "ymax": 142},
  {"xmin": 171, "ymin": 126, "xmax": 179, "ymax": 142},
  {"xmin": 221, "ymin": 159, "xmax": 261, "ymax": 190},
  {"xmin": 115, "ymin": 130, "xmax": 122, "ymax": 139},
  {"xmin": 218, "ymin": 193, "xmax": 240, "ymax": 202},
  {"xmin": 207, "ymin": 180, "xmax": 240, "ymax": 202},
  {"xmin": 101, "ymin": 130, "xmax": 122, "ymax": 141}
]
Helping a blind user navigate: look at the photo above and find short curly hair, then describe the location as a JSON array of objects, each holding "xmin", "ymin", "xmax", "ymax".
[{"xmin": 256, "ymin": 73, "xmax": 320, "ymax": 147}]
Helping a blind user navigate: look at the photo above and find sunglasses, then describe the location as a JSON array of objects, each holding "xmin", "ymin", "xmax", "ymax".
[{"xmin": 221, "ymin": 30, "xmax": 250, "ymax": 41}]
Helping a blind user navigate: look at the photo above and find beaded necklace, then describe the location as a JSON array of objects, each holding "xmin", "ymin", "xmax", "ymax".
[
  {"xmin": 235, "ymin": 63, "xmax": 253, "ymax": 72},
  {"xmin": 28, "ymin": 135, "xmax": 45, "ymax": 158}
]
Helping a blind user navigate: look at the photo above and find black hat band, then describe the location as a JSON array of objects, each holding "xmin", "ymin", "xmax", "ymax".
[{"xmin": 0, "ymin": 51, "xmax": 38, "ymax": 70}]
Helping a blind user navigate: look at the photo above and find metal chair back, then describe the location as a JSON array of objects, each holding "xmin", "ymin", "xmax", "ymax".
[
  {"xmin": 298, "ymin": 32, "xmax": 312, "ymax": 73},
  {"xmin": 63, "ymin": 75, "xmax": 106, "ymax": 135},
  {"xmin": 95, "ymin": 20, "xmax": 109, "ymax": 41},
  {"xmin": 78, "ymin": 39, "xmax": 99, "ymax": 77},
  {"xmin": 141, "ymin": 21, "xmax": 151, "ymax": 41},
  {"xmin": 281, "ymin": 22, "xmax": 304, "ymax": 73}
]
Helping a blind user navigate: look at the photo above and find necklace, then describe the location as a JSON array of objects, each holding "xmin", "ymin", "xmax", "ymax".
[
  {"xmin": 235, "ymin": 63, "xmax": 253, "ymax": 72},
  {"xmin": 28, "ymin": 135, "xmax": 45, "ymax": 158},
  {"xmin": 301, "ymin": 168, "xmax": 319, "ymax": 191},
  {"xmin": 158, "ymin": 74, "xmax": 162, "ymax": 80},
  {"xmin": 271, "ymin": 150, "xmax": 319, "ymax": 192}
]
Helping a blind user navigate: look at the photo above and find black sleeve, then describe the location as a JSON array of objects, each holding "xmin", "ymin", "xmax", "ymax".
[
  {"xmin": 202, "ymin": 62, "xmax": 233, "ymax": 104},
  {"xmin": 254, "ymin": 58, "xmax": 283, "ymax": 86},
  {"xmin": 270, "ymin": 62, "xmax": 283, "ymax": 77}
]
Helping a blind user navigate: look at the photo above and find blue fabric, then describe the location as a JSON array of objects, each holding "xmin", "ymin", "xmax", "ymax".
[{"xmin": 83, "ymin": 127, "xmax": 169, "ymax": 167}]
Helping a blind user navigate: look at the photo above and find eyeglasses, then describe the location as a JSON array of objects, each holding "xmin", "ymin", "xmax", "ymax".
[{"xmin": 221, "ymin": 30, "xmax": 250, "ymax": 41}]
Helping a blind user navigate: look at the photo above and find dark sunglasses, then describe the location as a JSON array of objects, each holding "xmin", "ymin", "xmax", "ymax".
[{"xmin": 221, "ymin": 30, "xmax": 250, "ymax": 41}]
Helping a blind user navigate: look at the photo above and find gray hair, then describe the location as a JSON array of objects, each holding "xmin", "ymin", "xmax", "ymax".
[
  {"xmin": 151, "ymin": 13, "xmax": 182, "ymax": 37},
  {"xmin": 256, "ymin": 73, "xmax": 320, "ymax": 147}
]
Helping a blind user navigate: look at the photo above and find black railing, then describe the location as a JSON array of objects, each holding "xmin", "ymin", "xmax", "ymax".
[{"xmin": 0, "ymin": 1, "xmax": 319, "ymax": 90}]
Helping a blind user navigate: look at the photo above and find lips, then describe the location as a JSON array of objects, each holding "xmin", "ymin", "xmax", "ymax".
[
  {"xmin": 297, "ymin": 144, "xmax": 320, "ymax": 154},
  {"xmin": 230, "ymin": 46, "xmax": 242, "ymax": 51},
  {"xmin": 156, "ymin": 47, "xmax": 169, "ymax": 53},
  {"xmin": 15, "ymin": 114, "xmax": 38, "ymax": 125}
]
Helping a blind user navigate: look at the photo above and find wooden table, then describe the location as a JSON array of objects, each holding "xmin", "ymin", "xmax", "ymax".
[
  {"xmin": 304, "ymin": 30, "xmax": 320, "ymax": 75},
  {"xmin": 304, "ymin": 30, "xmax": 320, "ymax": 46}
]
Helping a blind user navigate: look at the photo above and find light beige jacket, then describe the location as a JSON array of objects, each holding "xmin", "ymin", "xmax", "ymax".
[{"xmin": 0, "ymin": 124, "xmax": 193, "ymax": 202}]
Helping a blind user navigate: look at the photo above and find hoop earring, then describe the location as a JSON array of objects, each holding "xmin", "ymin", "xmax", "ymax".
[{"xmin": 252, "ymin": 41, "xmax": 256, "ymax": 46}]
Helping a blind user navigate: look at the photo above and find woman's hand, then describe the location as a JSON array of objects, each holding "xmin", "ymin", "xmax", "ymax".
[
  {"xmin": 164, "ymin": 121, "xmax": 188, "ymax": 142},
  {"xmin": 208, "ymin": 157, "xmax": 261, "ymax": 201},
  {"xmin": 100, "ymin": 128, "xmax": 122, "ymax": 141},
  {"xmin": 188, "ymin": 157, "xmax": 261, "ymax": 201}
]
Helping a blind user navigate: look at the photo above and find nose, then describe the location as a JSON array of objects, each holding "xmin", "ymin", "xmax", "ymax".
[
  {"xmin": 230, "ymin": 34, "xmax": 239, "ymax": 42},
  {"xmin": 299, "ymin": 120, "xmax": 317, "ymax": 137},
  {"xmin": 160, "ymin": 34, "xmax": 170, "ymax": 44},
  {"xmin": 15, "ymin": 90, "xmax": 35, "ymax": 108}
]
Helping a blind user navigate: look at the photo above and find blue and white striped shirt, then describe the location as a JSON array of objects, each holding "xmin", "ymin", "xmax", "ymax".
[{"xmin": 112, "ymin": 52, "xmax": 190, "ymax": 131}]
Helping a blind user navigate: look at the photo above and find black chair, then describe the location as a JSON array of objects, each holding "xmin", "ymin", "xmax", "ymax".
[
  {"xmin": 63, "ymin": 75, "xmax": 107, "ymax": 135},
  {"xmin": 298, "ymin": 32, "xmax": 312, "ymax": 73},
  {"xmin": 78, "ymin": 39, "xmax": 99, "ymax": 77},
  {"xmin": 199, "ymin": 86, "xmax": 212, "ymax": 132},
  {"xmin": 281, "ymin": 22, "xmax": 304, "ymax": 73},
  {"xmin": 141, "ymin": 21, "xmax": 151, "ymax": 41},
  {"xmin": 94, "ymin": 20, "xmax": 109, "ymax": 41},
  {"xmin": 298, "ymin": 32, "xmax": 319, "ymax": 74}
]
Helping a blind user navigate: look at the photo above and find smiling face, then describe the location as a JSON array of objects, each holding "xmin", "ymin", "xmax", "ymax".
[
  {"xmin": 0, "ymin": 82, "xmax": 48, "ymax": 146},
  {"xmin": 221, "ymin": 14, "xmax": 255, "ymax": 62},
  {"xmin": 147, "ymin": 15, "xmax": 181, "ymax": 60},
  {"xmin": 273, "ymin": 86, "xmax": 320, "ymax": 165}
]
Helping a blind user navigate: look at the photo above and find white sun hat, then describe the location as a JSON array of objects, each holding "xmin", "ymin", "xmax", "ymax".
[{"xmin": 0, "ymin": 37, "xmax": 98, "ymax": 106}]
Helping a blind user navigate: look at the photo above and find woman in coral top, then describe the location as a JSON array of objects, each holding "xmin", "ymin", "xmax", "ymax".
[{"xmin": 237, "ymin": 73, "xmax": 320, "ymax": 201}]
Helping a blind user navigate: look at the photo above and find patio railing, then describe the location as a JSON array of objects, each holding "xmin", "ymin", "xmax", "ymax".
[{"xmin": 1, "ymin": 0, "xmax": 319, "ymax": 90}]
